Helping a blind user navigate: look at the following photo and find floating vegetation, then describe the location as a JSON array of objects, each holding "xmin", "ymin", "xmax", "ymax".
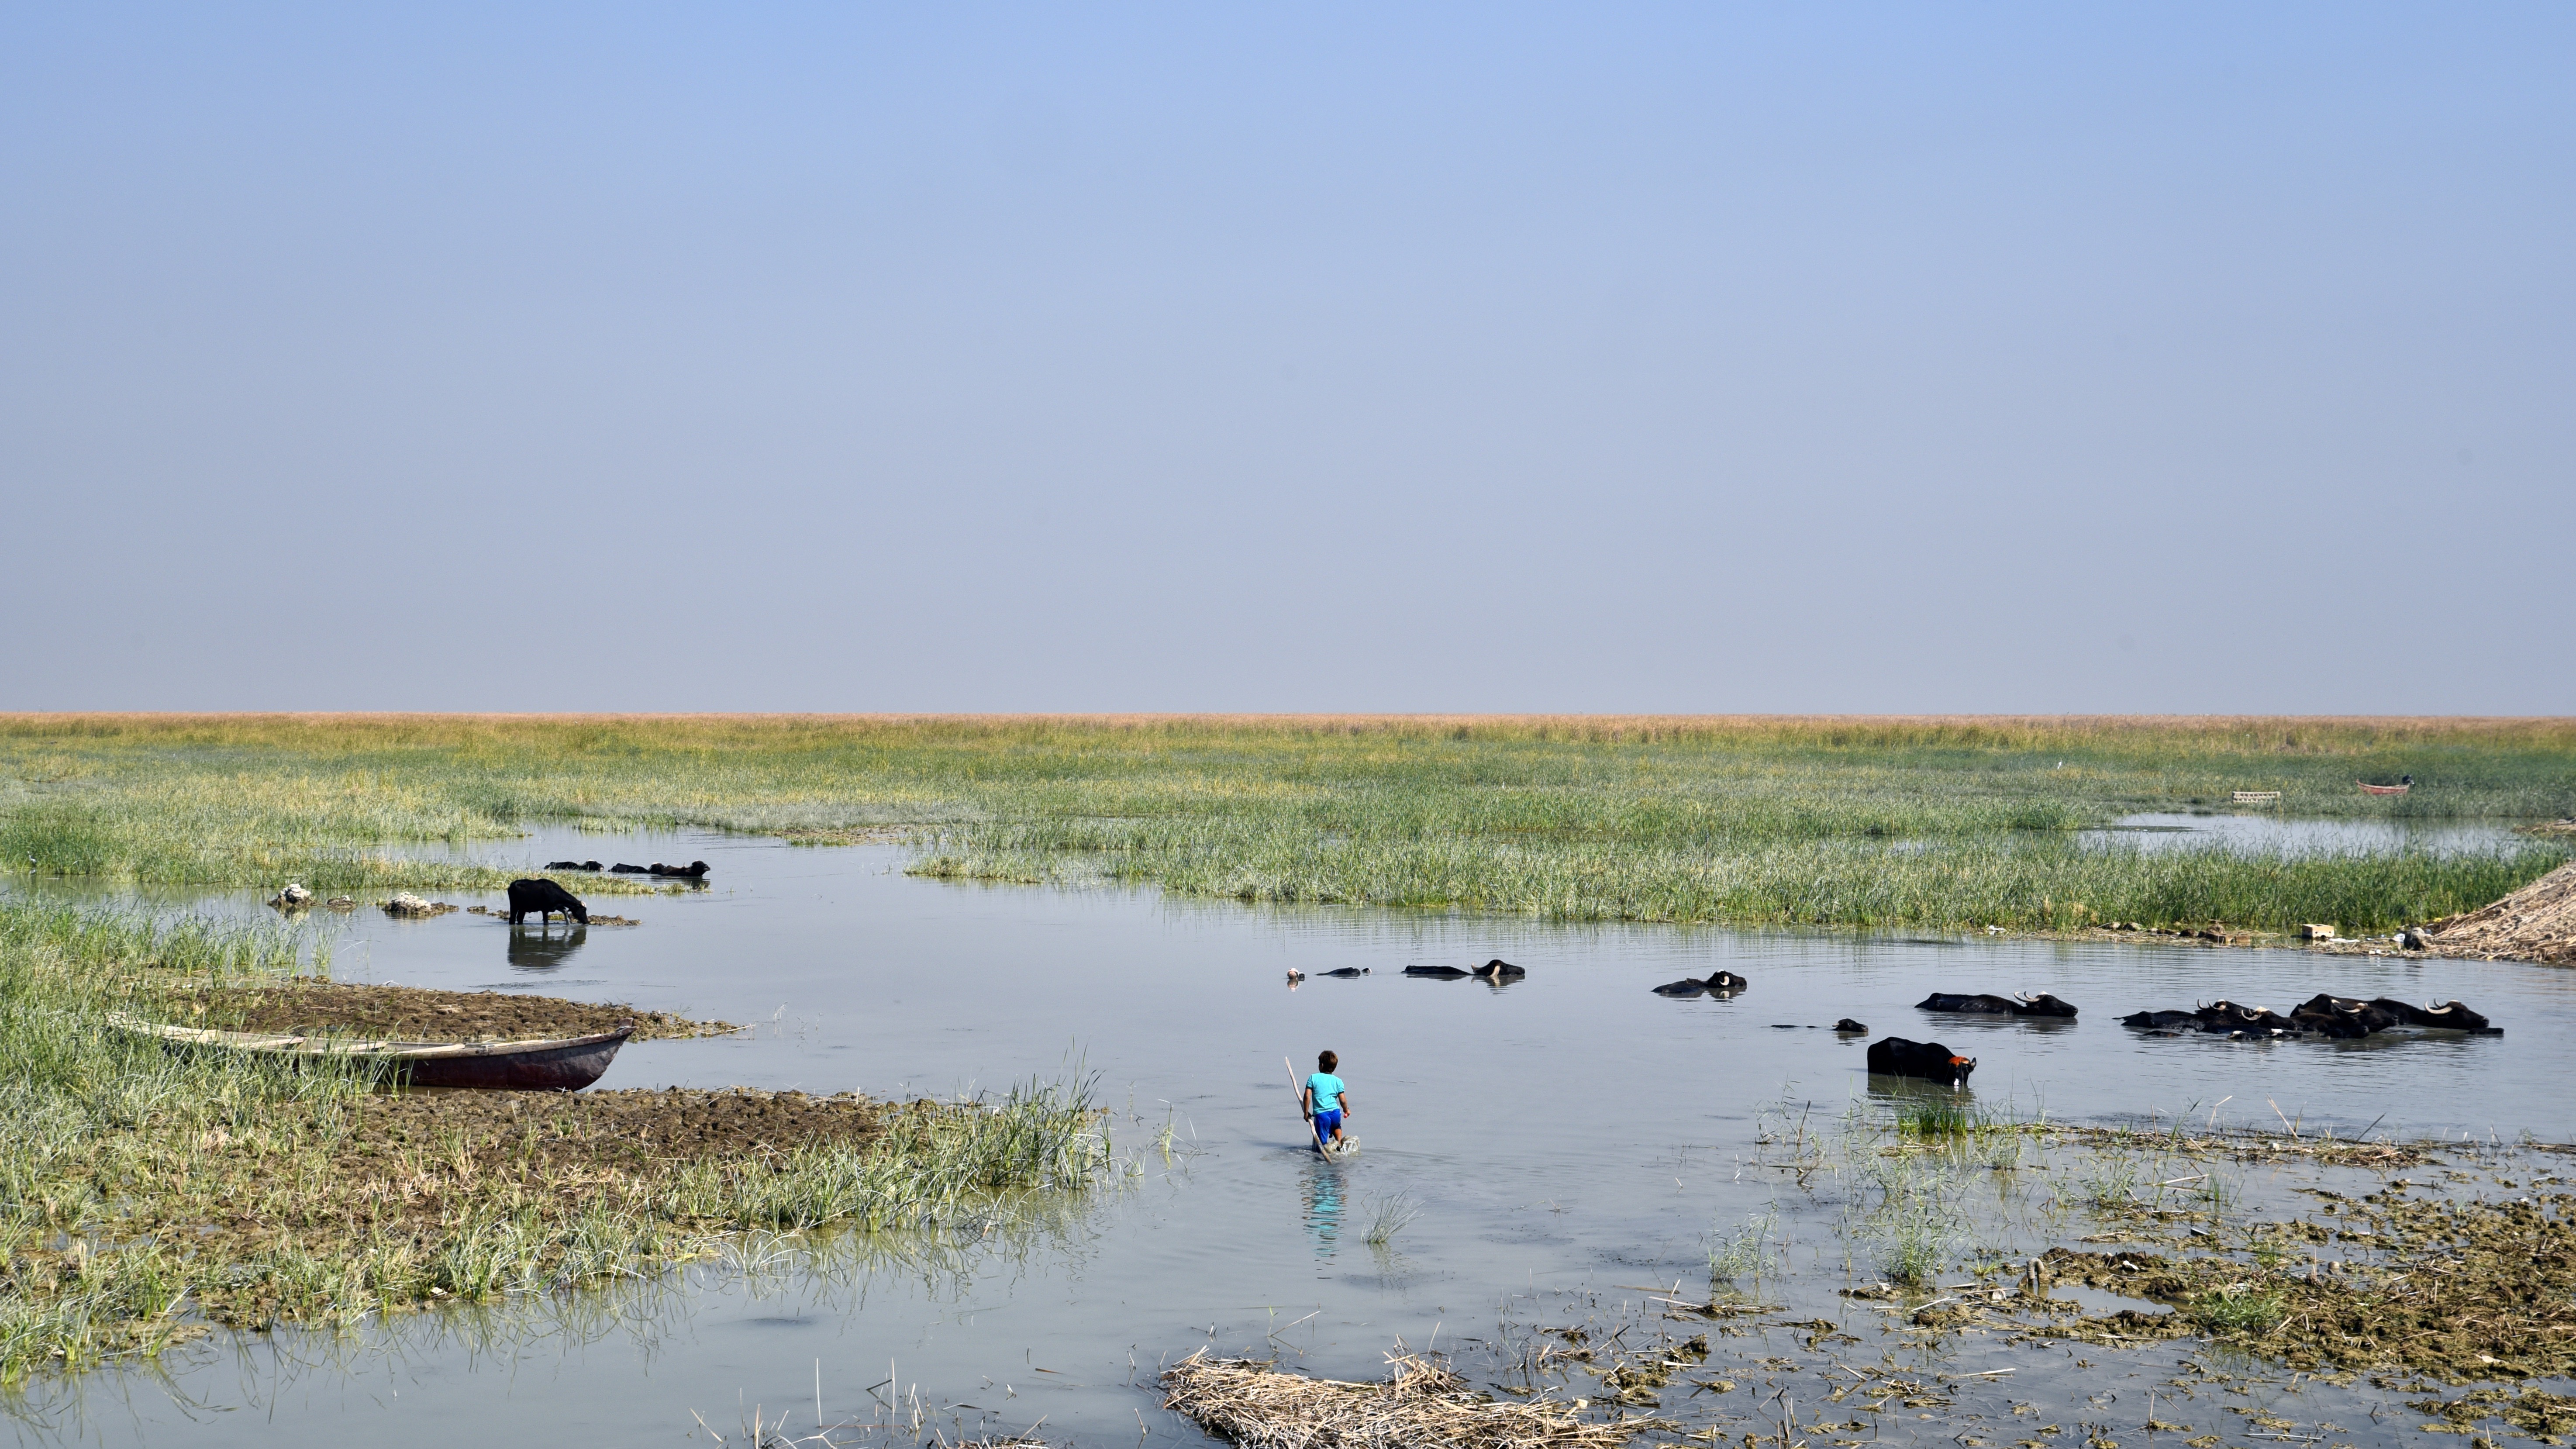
[{"xmin": 1160, "ymin": 1349, "xmax": 1653, "ymax": 1449}]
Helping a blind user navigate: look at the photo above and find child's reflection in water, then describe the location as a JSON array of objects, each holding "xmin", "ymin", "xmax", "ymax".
[{"xmin": 1302, "ymin": 1160, "xmax": 1344, "ymax": 1259}]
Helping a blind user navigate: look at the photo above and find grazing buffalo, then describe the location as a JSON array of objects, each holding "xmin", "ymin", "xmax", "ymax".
[
  {"xmin": 1321, "ymin": 967, "xmax": 1370, "ymax": 978},
  {"xmin": 1917, "ymin": 991, "xmax": 2078, "ymax": 1018},
  {"xmin": 1469, "ymin": 959, "xmax": 1526, "ymax": 982},
  {"xmin": 649, "ymin": 861, "xmax": 711, "ymax": 880},
  {"xmin": 507, "ymin": 878, "xmax": 590, "ymax": 926},
  {"xmin": 1404, "ymin": 965, "xmax": 1471, "ymax": 979},
  {"xmin": 545, "ymin": 860, "xmax": 604, "ymax": 871},
  {"xmin": 1866, "ymin": 1037, "xmax": 1976, "ymax": 1088},
  {"xmin": 610, "ymin": 863, "xmax": 649, "ymax": 873},
  {"xmin": 1834, "ymin": 1018, "xmax": 1869, "ymax": 1034}
]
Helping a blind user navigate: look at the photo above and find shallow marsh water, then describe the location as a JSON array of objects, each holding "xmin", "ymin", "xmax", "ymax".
[
  {"xmin": 11, "ymin": 828, "xmax": 2575, "ymax": 1447},
  {"xmin": 2081, "ymin": 812, "xmax": 2528, "ymax": 856}
]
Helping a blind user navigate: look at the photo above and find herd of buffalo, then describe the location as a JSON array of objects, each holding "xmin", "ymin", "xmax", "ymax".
[
  {"xmin": 1311, "ymin": 957, "xmax": 2500, "ymax": 1092},
  {"xmin": 544, "ymin": 859, "xmax": 711, "ymax": 879}
]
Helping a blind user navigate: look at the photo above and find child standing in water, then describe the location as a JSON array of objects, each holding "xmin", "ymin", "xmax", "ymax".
[{"xmin": 1302, "ymin": 1050, "xmax": 1351, "ymax": 1154}]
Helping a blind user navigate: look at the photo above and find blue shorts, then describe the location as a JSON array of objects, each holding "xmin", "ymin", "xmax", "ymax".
[{"xmin": 1311, "ymin": 1108, "xmax": 1343, "ymax": 1146}]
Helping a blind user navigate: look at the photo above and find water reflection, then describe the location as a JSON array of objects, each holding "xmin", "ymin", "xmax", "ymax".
[
  {"xmin": 1301, "ymin": 1159, "xmax": 1345, "ymax": 1258},
  {"xmin": 505, "ymin": 923, "xmax": 586, "ymax": 971}
]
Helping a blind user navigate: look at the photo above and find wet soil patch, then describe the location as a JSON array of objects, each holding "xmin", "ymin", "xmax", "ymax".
[
  {"xmin": 345, "ymin": 1085, "xmax": 893, "ymax": 1180},
  {"xmin": 169, "ymin": 980, "xmax": 737, "ymax": 1041}
]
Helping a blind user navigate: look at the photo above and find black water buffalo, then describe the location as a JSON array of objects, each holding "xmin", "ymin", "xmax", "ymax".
[
  {"xmin": 2291, "ymin": 994, "xmax": 2402, "ymax": 1039},
  {"xmin": 1404, "ymin": 964, "xmax": 1471, "ymax": 979},
  {"xmin": 2372, "ymin": 998, "xmax": 2498, "ymax": 1033},
  {"xmin": 1917, "ymin": 991, "xmax": 2078, "ymax": 1018},
  {"xmin": 1866, "ymin": 1036, "xmax": 1976, "ymax": 1088},
  {"xmin": 1834, "ymin": 1018, "xmax": 1869, "ymax": 1034},
  {"xmin": 649, "ymin": 860, "xmax": 711, "ymax": 880},
  {"xmin": 610, "ymin": 863, "xmax": 649, "ymax": 873},
  {"xmin": 1469, "ymin": 959, "xmax": 1526, "ymax": 982},
  {"xmin": 507, "ymin": 878, "xmax": 590, "ymax": 926},
  {"xmin": 1321, "ymin": 967, "xmax": 1370, "ymax": 978},
  {"xmin": 1651, "ymin": 969, "xmax": 1749, "ymax": 997},
  {"xmin": 2121, "ymin": 1009, "xmax": 2203, "ymax": 1031},
  {"xmin": 2195, "ymin": 999, "xmax": 2301, "ymax": 1034},
  {"xmin": 544, "ymin": 860, "xmax": 604, "ymax": 872}
]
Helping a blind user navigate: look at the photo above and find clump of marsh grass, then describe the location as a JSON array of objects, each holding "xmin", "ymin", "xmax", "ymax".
[
  {"xmin": 1706, "ymin": 1208, "xmax": 1777, "ymax": 1290},
  {"xmin": 1857, "ymin": 1156, "xmax": 1966, "ymax": 1287},
  {"xmin": 1359, "ymin": 1191, "xmax": 1423, "ymax": 1247}
]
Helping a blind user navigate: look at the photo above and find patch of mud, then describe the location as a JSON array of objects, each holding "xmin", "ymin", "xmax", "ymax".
[
  {"xmin": 169, "ymin": 980, "xmax": 737, "ymax": 1041},
  {"xmin": 357, "ymin": 1085, "xmax": 889, "ymax": 1171},
  {"xmin": 463, "ymin": 905, "xmax": 641, "ymax": 925}
]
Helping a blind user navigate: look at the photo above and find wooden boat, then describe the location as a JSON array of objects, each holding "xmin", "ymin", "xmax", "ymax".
[
  {"xmin": 110, "ymin": 1013, "xmax": 632, "ymax": 1091},
  {"xmin": 2358, "ymin": 781, "xmax": 2411, "ymax": 796}
]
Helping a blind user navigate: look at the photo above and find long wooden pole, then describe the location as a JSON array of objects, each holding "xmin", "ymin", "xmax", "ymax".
[{"xmin": 1286, "ymin": 1056, "xmax": 1331, "ymax": 1154}]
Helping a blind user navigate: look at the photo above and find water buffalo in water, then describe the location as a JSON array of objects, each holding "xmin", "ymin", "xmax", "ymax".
[
  {"xmin": 1651, "ymin": 969, "xmax": 1750, "ymax": 998},
  {"xmin": 649, "ymin": 861, "xmax": 711, "ymax": 880},
  {"xmin": 1834, "ymin": 1018, "xmax": 1869, "ymax": 1034},
  {"xmin": 1917, "ymin": 991, "xmax": 2078, "ymax": 1018},
  {"xmin": 2290, "ymin": 994, "xmax": 2403, "ymax": 1039},
  {"xmin": 545, "ymin": 860, "xmax": 604, "ymax": 871},
  {"xmin": 507, "ymin": 878, "xmax": 590, "ymax": 926},
  {"xmin": 1469, "ymin": 959, "xmax": 1525, "ymax": 982},
  {"xmin": 1404, "ymin": 964, "xmax": 1472, "ymax": 979},
  {"xmin": 1321, "ymin": 967, "xmax": 1370, "ymax": 978},
  {"xmin": 610, "ymin": 863, "xmax": 649, "ymax": 873},
  {"xmin": 2371, "ymin": 997, "xmax": 2497, "ymax": 1033},
  {"xmin": 1866, "ymin": 1036, "xmax": 1976, "ymax": 1088}
]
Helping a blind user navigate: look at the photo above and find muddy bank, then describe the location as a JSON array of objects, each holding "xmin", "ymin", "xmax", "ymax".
[
  {"xmin": 344, "ymin": 1085, "xmax": 893, "ymax": 1179},
  {"xmin": 167, "ymin": 980, "xmax": 737, "ymax": 1041}
]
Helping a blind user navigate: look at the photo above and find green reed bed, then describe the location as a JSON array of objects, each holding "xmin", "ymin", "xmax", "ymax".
[
  {"xmin": 920, "ymin": 826, "xmax": 2561, "ymax": 933},
  {"xmin": 4, "ymin": 714, "xmax": 2571, "ymax": 930},
  {"xmin": 0, "ymin": 897, "xmax": 1115, "ymax": 1386}
]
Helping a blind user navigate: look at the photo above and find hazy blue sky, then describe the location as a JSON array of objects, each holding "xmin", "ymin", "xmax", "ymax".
[{"xmin": 4, "ymin": 5, "xmax": 2569, "ymax": 713}]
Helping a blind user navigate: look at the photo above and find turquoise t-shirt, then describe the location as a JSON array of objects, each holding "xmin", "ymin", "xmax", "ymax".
[{"xmin": 1306, "ymin": 1072, "xmax": 1345, "ymax": 1114}]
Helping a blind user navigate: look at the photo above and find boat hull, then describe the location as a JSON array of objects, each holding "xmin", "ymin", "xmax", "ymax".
[
  {"xmin": 110, "ymin": 1015, "xmax": 634, "ymax": 1092},
  {"xmin": 396, "ymin": 1029, "xmax": 634, "ymax": 1090}
]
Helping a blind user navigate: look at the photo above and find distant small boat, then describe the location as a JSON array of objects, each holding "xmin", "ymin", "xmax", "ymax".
[
  {"xmin": 2358, "ymin": 780, "xmax": 2411, "ymax": 796},
  {"xmin": 110, "ymin": 1014, "xmax": 632, "ymax": 1091}
]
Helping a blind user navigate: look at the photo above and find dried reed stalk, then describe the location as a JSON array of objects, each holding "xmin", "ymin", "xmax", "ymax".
[{"xmin": 1160, "ymin": 1349, "xmax": 1648, "ymax": 1449}]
